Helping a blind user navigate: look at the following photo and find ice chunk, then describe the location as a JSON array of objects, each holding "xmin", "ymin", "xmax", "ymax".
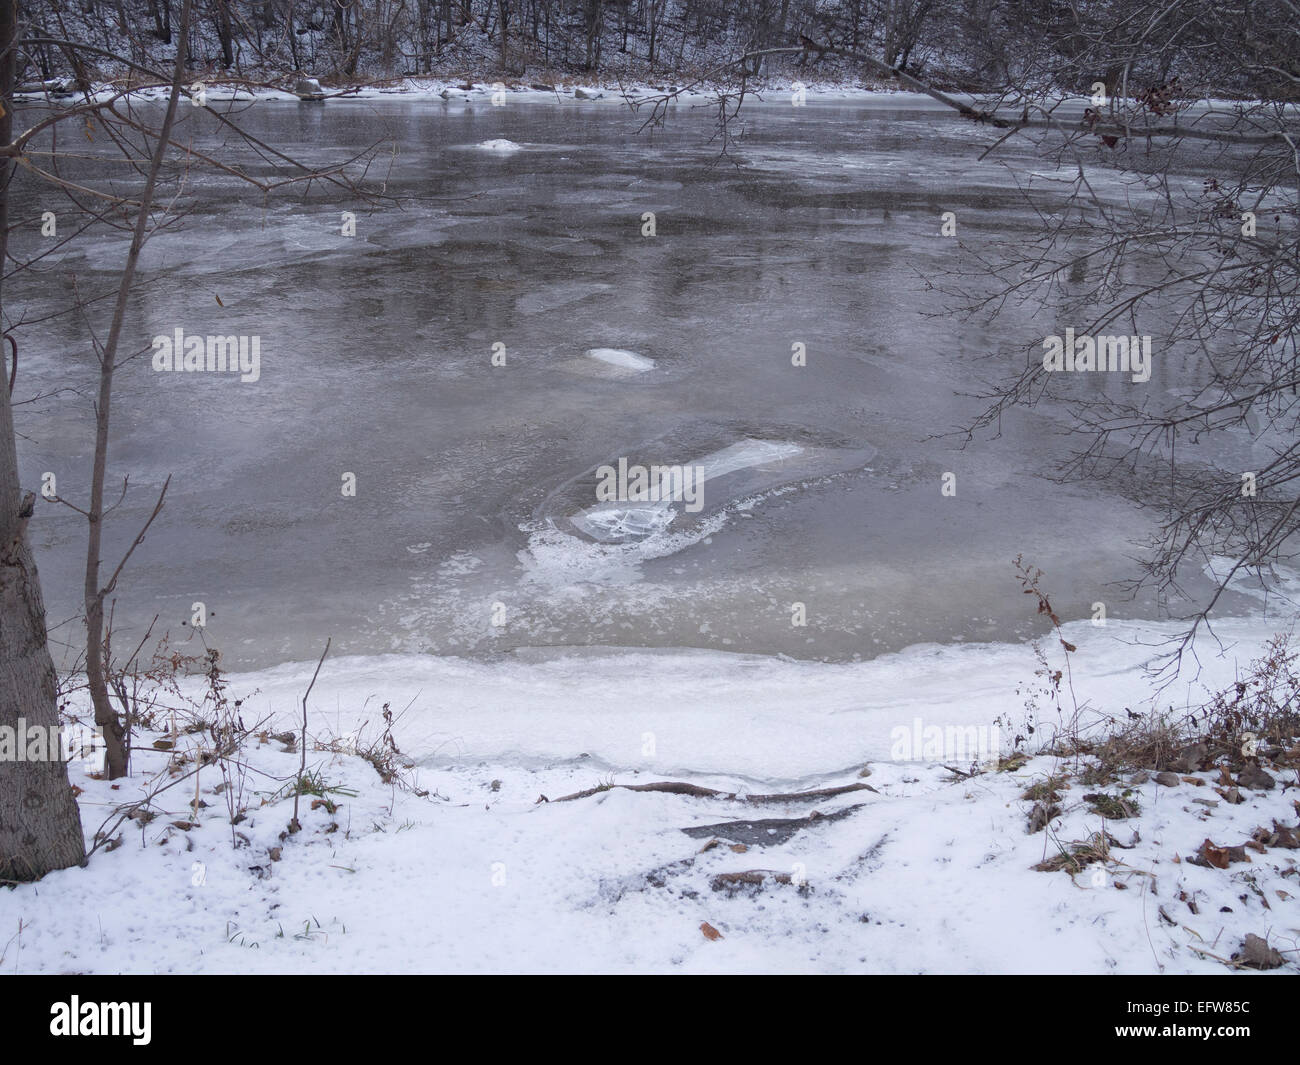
[
  {"xmin": 477, "ymin": 139, "xmax": 523, "ymax": 153},
  {"xmin": 569, "ymin": 438, "xmax": 803, "ymax": 543},
  {"xmin": 572, "ymin": 504, "xmax": 676, "ymax": 542},
  {"xmin": 585, "ymin": 348, "xmax": 654, "ymax": 373},
  {"xmin": 689, "ymin": 438, "xmax": 803, "ymax": 481}
]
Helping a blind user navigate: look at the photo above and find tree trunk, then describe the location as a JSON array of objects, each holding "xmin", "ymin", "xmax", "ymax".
[
  {"xmin": 0, "ymin": 0, "xmax": 87, "ymax": 884},
  {"xmin": 213, "ymin": 0, "xmax": 234, "ymax": 68},
  {"xmin": 498, "ymin": 0, "xmax": 509, "ymax": 71}
]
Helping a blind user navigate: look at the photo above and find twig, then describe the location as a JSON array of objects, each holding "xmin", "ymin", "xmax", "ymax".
[{"xmin": 291, "ymin": 638, "xmax": 330, "ymax": 832}]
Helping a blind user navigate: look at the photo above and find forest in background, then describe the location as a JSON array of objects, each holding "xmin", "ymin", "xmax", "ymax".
[{"xmin": 14, "ymin": 0, "xmax": 1300, "ymax": 97}]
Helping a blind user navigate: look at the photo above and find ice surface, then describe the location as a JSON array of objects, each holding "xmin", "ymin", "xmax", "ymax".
[
  {"xmin": 7, "ymin": 97, "xmax": 1248, "ymax": 667},
  {"xmin": 515, "ymin": 281, "xmax": 613, "ymax": 314}
]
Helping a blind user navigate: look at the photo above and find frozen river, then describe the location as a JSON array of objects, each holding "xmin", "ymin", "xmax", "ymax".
[{"xmin": 11, "ymin": 93, "xmax": 1227, "ymax": 669}]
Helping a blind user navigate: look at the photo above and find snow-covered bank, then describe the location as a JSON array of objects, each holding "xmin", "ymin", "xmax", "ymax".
[
  {"xmin": 17, "ymin": 77, "xmax": 956, "ymax": 109},
  {"xmin": 19, "ymin": 74, "xmax": 1276, "ymax": 116},
  {"xmin": 3, "ymin": 615, "xmax": 1298, "ymax": 974}
]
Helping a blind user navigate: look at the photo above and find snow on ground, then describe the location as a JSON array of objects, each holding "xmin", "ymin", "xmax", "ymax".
[
  {"xmin": 21, "ymin": 79, "xmax": 977, "ymax": 110},
  {"xmin": 3, "ymin": 615, "xmax": 1298, "ymax": 974},
  {"xmin": 22, "ymin": 76, "xmax": 1272, "ymax": 120}
]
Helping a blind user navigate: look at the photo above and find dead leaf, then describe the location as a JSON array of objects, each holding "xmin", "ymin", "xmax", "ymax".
[
  {"xmin": 1238, "ymin": 933, "xmax": 1284, "ymax": 970},
  {"xmin": 1197, "ymin": 839, "xmax": 1231, "ymax": 869}
]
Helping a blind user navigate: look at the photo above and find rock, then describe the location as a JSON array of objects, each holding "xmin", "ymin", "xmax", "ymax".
[
  {"xmin": 1237, "ymin": 933, "xmax": 1284, "ymax": 970},
  {"xmin": 1130, "ymin": 770, "xmax": 1150, "ymax": 785},
  {"xmin": 574, "ymin": 87, "xmax": 603, "ymax": 100},
  {"xmin": 1237, "ymin": 763, "xmax": 1276, "ymax": 791},
  {"xmin": 1028, "ymin": 801, "xmax": 1059, "ymax": 834},
  {"xmin": 15, "ymin": 78, "xmax": 66, "ymax": 94},
  {"xmin": 1168, "ymin": 742, "xmax": 1208, "ymax": 773},
  {"xmin": 1263, "ymin": 820, "xmax": 1300, "ymax": 848},
  {"xmin": 1155, "ymin": 771, "xmax": 1181, "ymax": 787},
  {"xmin": 294, "ymin": 77, "xmax": 325, "ymax": 100}
]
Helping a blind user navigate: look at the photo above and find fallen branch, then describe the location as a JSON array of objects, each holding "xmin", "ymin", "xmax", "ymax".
[
  {"xmin": 542, "ymin": 780, "xmax": 875, "ymax": 804},
  {"xmin": 744, "ymin": 782, "xmax": 878, "ymax": 803},
  {"xmin": 544, "ymin": 780, "xmax": 725, "ymax": 803}
]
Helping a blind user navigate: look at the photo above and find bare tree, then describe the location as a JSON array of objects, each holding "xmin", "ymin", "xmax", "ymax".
[
  {"xmin": 637, "ymin": 7, "xmax": 1298, "ymax": 674},
  {"xmin": 948, "ymin": 1, "xmax": 1300, "ymax": 670},
  {"xmin": 8, "ymin": 5, "xmax": 389, "ymax": 788},
  {"xmin": 0, "ymin": 0, "xmax": 86, "ymax": 884}
]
